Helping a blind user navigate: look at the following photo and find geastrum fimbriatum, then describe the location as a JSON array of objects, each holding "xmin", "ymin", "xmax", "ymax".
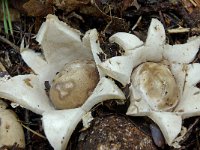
[
  {"xmin": 0, "ymin": 99, "xmax": 25, "ymax": 148},
  {"xmin": 0, "ymin": 15, "xmax": 125, "ymax": 150},
  {"xmin": 94, "ymin": 19, "xmax": 200, "ymax": 147}
]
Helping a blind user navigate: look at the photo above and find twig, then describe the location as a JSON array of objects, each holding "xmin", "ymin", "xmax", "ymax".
[
  {"xmin": 103, "ymin": 5, "xmax": 113, "ymax": 34},
  {"xmin": 25, "ymin": 110, "xmax": 32, "ymax": 150},
  {"xmin": 189, "ymin": 0, "xmax": 197, "ymax": 7},
  {"xmin": 159, "ymin": 11, "xmax": 168, "ymax": 30},
  {"xmin": 131, "ymin": 16, "xmax": 142, "ymax": 31},
  {"xmin": 123, "ymin": 2, "xmax": 177, "ymax": 16},
  {"xmin": 91, "ymin": 0, "xmax": 123, "ymax": 21},
  {"xmin": 0, "ymin": 35, "xmax": 20, "ymax": 53},
  {"xmin": 167, "ymin": 27, "xmax": 200, "ymax": 33},
  {"xmin": 176, "ymin": 2, "xmax": 196, "ymax": 27},
  {"xmin": 21, "ymin": 123, "xmax": 46, "ymax": 139},
  {"xmin": 168, "ymin": 27, "xmax": 190, "ymax": 33},
  {"xmin": 196, "ymin": 129, "xmax": 200, "ymax": 149},
  {"xmin": 180, "ymin": 118, "xmax": 200, "ymax": 144}
]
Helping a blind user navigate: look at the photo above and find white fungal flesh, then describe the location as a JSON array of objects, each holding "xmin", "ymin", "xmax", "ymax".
[
  {"xmin": 145, "ymin": 19, "xmax": 166, "ymax": 45},
  {"xmin": 163, "ymin": 37, "xmax": 200, "ymax": 63},
  {"xmin": 126, "ymin": 85, "xmax": 151, "ymax": 115},
  {"xmin": 170, "ymin": 64, "xmax": 187, "ymax": 96},
  {"xmin": 175, "ymin": 63, "xmax": 200, "ymax": 119},
  {"xmin": 82, "ymin": 77, "xmax": 126, "ymax": 112},
  {"xmin": 82, "ymin": 112, "xmax": 94, "ymax": 129},
  {"xmin": 42, "ymin": 108, "xmax": 85, "ymax": 150},
  {"xmin": 148, "ymin": 112, "xmax": 182, "ymax": 145},
  {"xmin": 83, "ymin": 29, "xmax": 106, "ymax": 78},
  {"xmin": 186, "ymin": 63, "xmax": 200, "ymax": 86},
  {"xmin": 0, "ymin": 75, "xmax": 54, "ymax": 115},
  {"xmin": 99, "ymin": 55, "xmax": 137, "ymax": 86},
  {"xmin": 109, "ymin": 32, "xmax": 144, "ymax": 51}
]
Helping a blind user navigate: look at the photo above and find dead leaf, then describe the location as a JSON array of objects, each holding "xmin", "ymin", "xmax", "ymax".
[
  {"xmin": 53, "ymin": 0, "xmax": 90, "ymax": 12},
  {"xmin": 23, "ymin": 0, "xmax": 53, "ymax": 17}
]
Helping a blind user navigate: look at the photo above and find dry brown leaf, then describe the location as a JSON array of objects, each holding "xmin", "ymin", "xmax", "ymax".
[
  {"xmin": 120, "ymin": 0, "xmax": 140, "ymax": 11},
  {"xmin": 23, "ymin": 0, "xmax": 53, "ymax": 17},
  {"xmin": 53, "ymin": 0, "xmax": 90, "ymax": 12}
]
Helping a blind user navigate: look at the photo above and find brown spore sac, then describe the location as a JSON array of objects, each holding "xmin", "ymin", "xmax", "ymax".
[{"xmin": 77, "ymin": 115, "xmax": 157, "ymax": 150}]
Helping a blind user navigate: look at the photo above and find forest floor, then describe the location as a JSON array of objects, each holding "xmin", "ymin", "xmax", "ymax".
[{"xmin": 0, "ymin": 0, "xmax": 200, "ymax": 150}]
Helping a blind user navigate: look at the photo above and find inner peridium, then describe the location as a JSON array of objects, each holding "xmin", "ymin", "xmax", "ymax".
[
  {"xmin": 131, "ymin": 62, "xmax": 179, "ymax": 111},
  {"xmin": 49, "ymin": 60, "xmax": 99, "ymax": 109}
]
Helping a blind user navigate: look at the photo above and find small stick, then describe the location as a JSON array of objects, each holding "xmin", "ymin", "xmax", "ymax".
[
  {"xmin": 189, "ymin": 0, "xmax": 197, "ymax": 7},
  {"xmin": 131, "ymin": 16, "xmax": 142, "ymax": 31},
  {"xmin": 0, "ymin": 35, "xmax": 20, "ymax": 53},
  {"xmin": 21, "ymin": 122, "xmax": 46, "ymax": 139},
  {"xmin": 167, "ymin": 27, "xmax": 200, "ymax": 33},
  {"xmin": 25, "ymin": 110, "xmax": 32, "ymax": 150}
]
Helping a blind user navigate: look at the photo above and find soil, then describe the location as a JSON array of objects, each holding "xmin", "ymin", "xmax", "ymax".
[{"xmin": 0, "ymin": 0, "xmax": 200, "ymax": 150}]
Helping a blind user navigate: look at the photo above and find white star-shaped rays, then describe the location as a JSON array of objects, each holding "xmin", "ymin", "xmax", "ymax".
[
  {"xmin": 0, "ymin": 15, "xmax": 125, "ymax": 150},
  {"xmin": 0, "ymin": 15, "xmax": 199, "ymax": 149},
  {"xmin": 97, "ymin": 19, "xmax": 200, "ymax": 146}
]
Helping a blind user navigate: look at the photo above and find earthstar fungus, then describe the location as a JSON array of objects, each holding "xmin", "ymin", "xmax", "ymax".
[
  {"xmin": 0, "ymin": 100, "xmax": 25, "ymax": 148},
  {"xmin": 0, "ymin": 15, "xmax": 125, "ymax": 150},
  {"xmin": 0, "ymin": 14, "xmax": 199, "ymax": 149},
  {"xmin": 98, "ymin": 18, "xmax": 200, "ymax": 147}
]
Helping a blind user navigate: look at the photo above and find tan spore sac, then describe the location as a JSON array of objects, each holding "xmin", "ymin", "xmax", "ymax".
[
  {"xmin": 49, "ymin": 59, "xmax": 99, "ymax": 109},
  {"xmin": 131, "ymin": 62, "xmax": 179, "ymax": 111},
  {"xmin": 0, "ymin": 100, "xmax": 25, "ymax": 148}
]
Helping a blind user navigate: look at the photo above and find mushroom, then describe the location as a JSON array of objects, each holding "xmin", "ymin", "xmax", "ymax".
[
  {"xmin": 0, "ymin": 15, "xmax": 125, "ymax": 150},
  {"xmin": 96, "ymin": 19, "xmax": 200, "ymax": 147},
  {"xmin": 0, "ymin": 99, "xmax": 25, "ymax": 148}
]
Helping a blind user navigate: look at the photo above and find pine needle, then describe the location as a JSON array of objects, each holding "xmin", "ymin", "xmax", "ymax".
[{"xmin": 21, "ymin": 123, "xmax": 46, "ymax": 139}]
